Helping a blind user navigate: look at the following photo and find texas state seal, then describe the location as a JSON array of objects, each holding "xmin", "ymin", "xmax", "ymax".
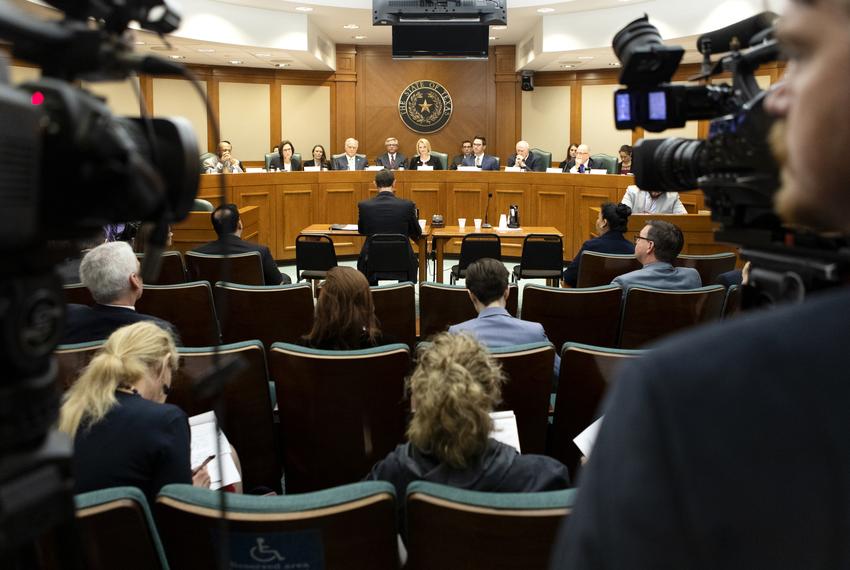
[{"xmin": 398, "ymin": 80, "xmax": 453, "ymax": 134}]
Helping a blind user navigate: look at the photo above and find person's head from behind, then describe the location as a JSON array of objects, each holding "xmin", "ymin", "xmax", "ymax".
[
  {"xmin": 598, "ymin": 202, "xmax": 632, "ymax": 234},
  {"xmin": 636, "ymin": 220, "xmax": 683, "ymax": 265},
  {"xmin": 59, "ymin": 322, "xmax": 178, "ymax": 436},
  {"xmin": 465, "ymin": 258, "xmax": 509, "ymax": 310},
  {"xmin": 375, "ymin": 169, "xmax": 395, "ymax": 191},
  {"xmin": 407, "ymin": 333, "xmax": 506, "ymax": 468},
  {"xmin": 211, "ymin": 204, "xmax": 241, "ymax": 237},
  {"xmin": 306, "ymin": 267, "xmax": 380, "ymax": 349},
  {"xmin": 80, "ymin": 241, "xmax": 142, "ymax": 305},
  {"xmin": 619, "ymin": 144, "xmax": 633, "ymax": 164}
]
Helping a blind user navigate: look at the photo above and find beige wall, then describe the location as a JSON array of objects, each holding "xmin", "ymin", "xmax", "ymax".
[
  {"xmin": 281, "ymin": 84, "xmax": 331, "ymax": 159},
  {"xmin": 219, "ymin": 82, "xmax": 270, "ymax": 162},
  {"xmin": 152, "ymin": 78, "xmax": 209, "ymax": 152},
  {"xmin": 521, "ymin": 86, "xmax": 571, "ymax": 164},
  {"xmin": 10, "ymin": 65, "xmax": 39, "ymax": 84},
  {"xmin": 81, "ymin": 79, "xmax": 141, "ymax": 117},
  {"xmin": 581, "ymin": 84, "xmax": 631, "ymax": 157}
]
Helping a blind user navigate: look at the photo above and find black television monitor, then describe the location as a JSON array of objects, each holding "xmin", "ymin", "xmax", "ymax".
[{"xmin": 392, "ymin": 25, "xmax": 489, "ymax": 59}]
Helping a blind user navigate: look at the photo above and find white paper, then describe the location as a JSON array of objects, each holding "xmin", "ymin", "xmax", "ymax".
[
  {"xmin": 546, "ymin": 167, "xmax": 563, "ymax": 173},
  {"xmin": 189, "ymin": 411, "xmax": 241, "ymax": 490},
  {"xmin": 417, "ymin": 165, "xmax": 434, "ymax": 171},
  {"xmin": 490, "ymin": 411, "xmax": 521, "ymax": 453},
  {"xmin": 504, "ymin": 166, "xmax": 522, "ymax": 172},
  {"xmin": 457, "ymin": 166, "xmax": 480, "ymax": 172},
  {"xmin": 366, "ymin": 165, "xmax": 384, "ymax": 171},
  {"xmin": 590, "ymin": 169, "xmax": 609, "ymax": 175},
  {"xmin": 246, "ymin": 167, "xmax": 265, "ymax": 173},
  {"xmin": 303, "ymin": 166, "xmax": 321, "ymax": 172},
  {"xmin": 332, "ymin": 224, "xmax": 358, "ymax": 231},
  {"xmin": 573, "ymin": 416, "xmax": 604, "ymax": 459}
]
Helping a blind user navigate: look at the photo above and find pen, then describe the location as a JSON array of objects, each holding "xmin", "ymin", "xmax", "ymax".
[{"xmin": 193, "ymin": 454, "xmax": 215, "ymax": 474}]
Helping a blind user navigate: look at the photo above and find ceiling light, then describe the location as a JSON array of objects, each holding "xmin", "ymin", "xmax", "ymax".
[
  {"xmin": 254, "ymin": 53, "xmax": 272, "ymax": 57},
  {"xmin": 295, "ymin": 6, "xmax": 313, "ymax": 11},
  {"xmin": 492, "ymin": 25, "xmax": 507, "ymax": 30},
  {"xmin": 353, "ymin": 35, "xmax": 367, "ymax": 40},
  {"xmin": 577, "ymin": 56, "xmax": 594, "ymax": 60},
  {"xmin": 343, "ymin": 24, "xmax": 359, "ymax": 29},
  {"xmin": 134, "ymin": 40, "xmax": 146, "ymax": 45},
  {"xmin": 229, "ymin": 60, "xmax": 242, "ymax": 64},
  {"xmin": 197, "ymin": 48, "xmax": 215, "ymax": 53},
  {"xmin": 537, "ymin": 7, "xmax": 555, "ymax": 13},
  {"xmin": 168, "ymin": 54, "xmax": 185, "ymax": 59}
]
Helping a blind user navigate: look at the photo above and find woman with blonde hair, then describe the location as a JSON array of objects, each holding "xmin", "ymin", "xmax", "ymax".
[
  {"xmin": 366, "ymin": 333, "xmax": 569, "ymax": 499},
  {"xmin": 407, "ymin": 137, "xmax": 443, "ymax": 170},
  {"xmin": 60, "ymin": 322, "xmax": 210, "ymax": 500}
]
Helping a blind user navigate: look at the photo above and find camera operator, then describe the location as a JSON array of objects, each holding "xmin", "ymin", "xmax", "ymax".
[{"xmin": 550, "ymin": 1, "xmax": 850, "ymax": 568}]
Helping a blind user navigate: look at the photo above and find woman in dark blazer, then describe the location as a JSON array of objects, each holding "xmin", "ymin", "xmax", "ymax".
[
  {"xmin": 268, "ymin": 139, "xmax": 302, "ymax": 171},
  {"xmin": 303, "ymin": 144, "xmax": 332, "ymax": 170},
  {"xmin": 562, "ymin": 202, "xmax": 635, "ymax": 287},
  {"xmin": 407, "ymin": 138, "xmax": 444, "ymax": 170},
  {"xmin": 559, "ymin": 143, "xmax": 579, "ymax": 172}
]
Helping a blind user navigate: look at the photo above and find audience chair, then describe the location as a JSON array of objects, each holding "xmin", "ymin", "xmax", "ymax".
[
  {"xmin": 214, "ymin": 282, "xmax": 313, "ymax": 349},
  {"xmin": 192, "ymin": 198, "xmax": 215, "ymax": 212},
  {"xmin": 521, "ymin": 284, "xmax": 622, "ymax": 350},
  {"xmin": 619, "ymin": 285, "xmax": 726, "ymax": 349},
  {"xmin": 430, "ymin": 151, "xmax": 449, "ymax": 170},
  {"xmin": 449, "ymin": 233, "xmax": 501, "ymax": 284},
  {"xmin": 185, "ymin": 251, "xmax": 265, "ymax": 286},
  {"xmin": 64, "ymin": 487, "xmax": 168, "ymax": 570},
  {"xmin": 136, "ymin": 282, "xmax": 221, "ymax": 346},
  {"xmin": 511, "ymin": 234, "xmax": 564, "ymax": 286},
  {"xmin": 371, "ymin": 282, "xmax": 417, "ymax": 350},
  {"xmin": 550, "ymin": 342, "xmax": 645, "ymax": 475},
  {"xmin": 723, "ymin": 284, "xmax": 742, "ymax": 319},
  {"xmin": 170, "ymin": 341, "xmax": 281, "ymax": 493},
  {"xmin": 675, "ymin": 252, "xmax": 738, "ymax": 286},
  {"xmin": 406, "ymin": 482, "xmax": 576, "ymax": 570},
  {"xmin": 63, "ymin": 283, "xmax": 95, "ymax": 306},
  {"xmin": 529, "ymin": 147, "xmax": 553, "ymax": 171},
  {"xmin": 589, "ymin": 153, "xmax": 618, "ymax": 173},
  {"xmin": 419, "ymin": 282, "xmax": 518, "ymax": 341},
  {"xmin": 575, "ymin": 251, "xmax": 641, "ymax": 288},
  {"xmin": 489, "ymin": 342, "xmax": 556, "ymax": 455},
  {"xmin": 156, "ymin": 482, "xmax": 398, "ymax": 570},
  {"xmin": 136, "ymin": 251, "xmax": 187, "ymax": 285},
  {"xmin": 365, "ymin": 234, "xmax": 415, "ymax": 284},
  {"xmin": 55, "ymin": 340, "xmax": 104, "ymax": 391},
  {"xmin": 295, "ymin": 234, "xmax": 338, "ymax": 295},
  {"xmin": 268, "ymin": 343, "xmax": 410, "ymax": 493}
]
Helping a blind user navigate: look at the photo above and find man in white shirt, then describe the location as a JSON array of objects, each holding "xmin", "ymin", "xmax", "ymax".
[
  {"xmin": 461, "ymin": 136, "xmax": 500, "ymax": 170},
  {"xmin": 621, "ymin": 184, "xmax": 687, "ymax": 214},
  {"xmin": 332, "ymin": 138, "xmax": 368, "ymax": 171}
]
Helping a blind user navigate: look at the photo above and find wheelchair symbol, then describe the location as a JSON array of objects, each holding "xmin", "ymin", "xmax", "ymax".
[{"xmin": 250, "ymin": 537, "xmax": 285, "ymax": 563}]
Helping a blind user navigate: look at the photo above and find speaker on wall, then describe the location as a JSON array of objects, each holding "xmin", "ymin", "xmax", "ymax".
[{"xmin": 521, "ymin": 71, "xmax": 534, "ymax": 92}]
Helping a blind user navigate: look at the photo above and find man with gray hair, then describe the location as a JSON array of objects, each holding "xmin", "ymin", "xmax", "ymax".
[
  {"xmin": 507, "ymin": 140, "xmax": 545, "ymax": 171},
  {"xmin": 62, "ymin": 241, "xmax": 174, "ymax": 344},
  {"xmin": 332, "ymin": 138, "xmax": 368, "ymax": 171}
]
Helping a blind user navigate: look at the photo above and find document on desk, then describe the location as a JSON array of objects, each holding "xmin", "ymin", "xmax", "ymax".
[
  {"xmin": 573, "ymin": 416, "xmax": 604, "ymax": 459},
  {"xmin": 329, "ymin": 224, "xmax": 358, "ymax": 231},
  {"xmin": 489, "ymin": 410, "xmax": 521, "ymax": 453},
  {"xmin": 189, "ymin": 411, "xmax": 241, "ymax": 490}
]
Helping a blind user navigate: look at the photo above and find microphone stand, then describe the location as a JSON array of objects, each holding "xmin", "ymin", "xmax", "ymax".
[{"xmin": 482, "ymin": 192, "xmax": 493, "ymax": 229}]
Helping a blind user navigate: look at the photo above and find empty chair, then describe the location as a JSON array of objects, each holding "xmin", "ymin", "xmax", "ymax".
[
  {"xmin": 55, "ymin": 340, "xmax": 104, "ymax": 391},
  {"xmin": 521, "ymin": 284, "xmax": 622, "ymax": 349},
  {"xmin": 419, "ymin": 282, "xmax": 518, "ymax": 341},
  {"xmin": 529, "ymin": 147, "xmax": 553, "ymax": 171},
  {"xmin": 675, "ymin": 252, "xmax": 737, "ymax": 285},
  {"xmin": 185, "ymin": 251, "xmax": 264, "ymax": 286},
  {"xmin": 155, "ymin": 482, "xmax": 398, "ymax": 570},
  {"xmin": 450, "ymin": 233, "xmax": 501, "ymax": 284},
  {"xmin": 723, "ymin": 284, "xmax": 742, "ymax": 319},
  {"xmin": 406, "ymin": 481, "xmax": 576, "ymax": 570},
  {"xmin": 268, "ymin": 342, "xmax": 410, "ymax": 493},
  {"xmin": 489, "ymin": 342, "xmax": 555, "ymax": 455},
  {"xmin": 214, "ymin": 282, "xmax": 314, "ymax": 349},
  {"xmin": 136, "ymin": 282, "xmax": 221, "ymax": 346},
  {"xmin": 136, "ymin": 251, "xmax": 186, "ymax": 285},
  {"xmin": 295, "ymin": 234, "xmax": 338, "ymax": 294},
  {"xmin": 371, "ymin": 282, "xmax": 416, "ymax": 350},
  {"xmin": 64, "ymin": 283, "xmax": 94, "ymax": 306},
  {"xmin": 589, "ymin": 153, "xmax": 618, "ymax": 173},
  {"xmin": 512, "ymin": 234, "xmax": 564, "ymax": 286},
  {"xmin": 170, "ymin": 341, "xmax": 282, "ymax": 493},
  {"xmin": 619, "ymin": 285, "xmax": 726, "ymax": 349},
  {"xmin": 575, "ymin": 251, "xmax": 642, "ymax": 288},
  {"xmin": 364, "ymin": 233, "xmax": 416, "ymax": 284}
]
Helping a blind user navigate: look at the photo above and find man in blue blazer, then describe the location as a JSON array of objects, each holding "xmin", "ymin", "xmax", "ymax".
[
  {"xmin": 332, "ymin": 138, "xmax": 368, "ymax": 171},
  {"xmin": 612, "ymin": 220, "xmax": 701, "ymax": 292},
  {"xmin": 462, "ymin": 136, "xmax": 500, "ymax": 170},
  {"xmin": 449, "ymin": 258, "xmax": 560, "ymax": 378}
]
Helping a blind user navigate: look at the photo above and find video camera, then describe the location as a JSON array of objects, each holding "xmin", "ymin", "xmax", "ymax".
[
  {"xmin": 612, "ymin": 13, "xmax": 850, "ymax": 303},
  {"xmin": 0, "ymin": 0, "xmax": 199, "ymax": 564}
]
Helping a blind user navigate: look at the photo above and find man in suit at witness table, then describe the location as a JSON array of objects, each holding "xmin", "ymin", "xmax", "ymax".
[
  {"xmin": 507, "ymin": 140, "xmax": 545, "ymax": 171},
  {"xmin": 332, "ymin": 138, "xmax": 368, "ymax": 171},
  {"xmin": 462, "ymin": 136, "xmax": 500, "ymax": 170},
  {"xmin": 375, "ymin": 137, "xmax": 407, "ymax": 170},
  {"xmin": 612, "ymin": 220, "xmax": 701, "ymax": 292}
]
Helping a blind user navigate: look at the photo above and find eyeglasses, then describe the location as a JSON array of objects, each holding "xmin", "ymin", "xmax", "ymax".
[{"xmin": 634, "ymin": 235, "xmax": 653, "ymax": 244}]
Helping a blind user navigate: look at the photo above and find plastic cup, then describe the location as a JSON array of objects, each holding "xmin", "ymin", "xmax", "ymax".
[
  {"xmin": 458, "ymin": 218, "xmax": 466, "ymax": 229},
  {"xmin": 474, "ymin": 218, "xmax": 482, "ymax": 230}
]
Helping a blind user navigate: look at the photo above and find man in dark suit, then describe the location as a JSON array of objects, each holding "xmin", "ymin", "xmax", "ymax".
[
  {"xmin": 375, "ymin": 137, "xmax": 407, "ymax": 170},
  {"xmin": 332, "ymin": 138, "xmax": 368, "ymax": 171},
  {"xmin": 551, "ymin": 2, "xmax": 850, "ymax": 567},
  {"xmin": 450, "ymin": 140, "xmax": 473, "ymax": 169},
  {"xmin": 506, "ymin": 140, "xmax": 544, "ymax": 171},
  {"xmin": 462, "ymin": 136, "xmax": 500, "ymax": 170},
  {"xmin": 62, "ymin": 241, "xmax": 175, "ymax": 344},
  {"xmin": 357, "ymin": 169, "xmax": 422, "ymax": 284},
  {"xmin": 194, "ymin": 204, "xmax": 290, "ymax": 285}
]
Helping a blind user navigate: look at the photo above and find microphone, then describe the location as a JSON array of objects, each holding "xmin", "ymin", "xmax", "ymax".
[
  {"xmin": 697, "ymin": 12, "xmax": 778, "ymax": 54},
  {"xmin": 482, "ymin": 192, "xmax": 493, "ymax": 229}
]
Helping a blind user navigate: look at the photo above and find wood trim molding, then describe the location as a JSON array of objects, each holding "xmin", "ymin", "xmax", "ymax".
[
  {"xmin": 205, "ymin": 77, "xmax": 219, "ymax": 153},
  {"xmin": 139, "ymin": 74, "xmax": 154, "ymax": 116}
]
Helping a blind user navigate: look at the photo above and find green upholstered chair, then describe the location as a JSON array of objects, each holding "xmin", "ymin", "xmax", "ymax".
[
  {"xmin": 55, "ymin": 340, "xmax": 105, "ymax": 391},
  {"xmin": 430, "ymin": 151, "xmax": 448, "ymax": 170},
  {"xmin": 589, "ymin": 153, "xmax": 617, "ymax": 173},
  {"xmin": 529, "ymin": 147, "xmax": 552, "ymax": 171},
  {"xmin": 265, "ymin": 152, "xmax": 302, "ymax": 170},
  {"xmin": 192, "ymin": 198, "xmax": 215, "ymax": 211},
  {"xmin": 371, "ymin": 282, "xmax": 417, "ymax": 350},
  {"xmin": 136, "ymin": 281, "xmax": 221, "ymax": 346},
  {"xmin": 155, "ymin": 482, "xmax": 398, "ymax": 570},
  {"xmin": 405, "ymin": 481, "xmax": 576, "ymax": 570},
  {"xmin": 418, "ymin": 282, "xmax": 518, "ymax": 341},
  {"xmin": 674, "ymin": 252, "xmax": 738, "ymax": 286},
  {"xmin": 575, "ymin": 251, "xmax": 642, "ymax": 288},
  {"xmin": 185, "ymin": 251, "xmax": 265, "ymax": 286}
]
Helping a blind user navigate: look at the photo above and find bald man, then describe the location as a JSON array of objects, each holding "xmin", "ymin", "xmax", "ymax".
[{"xmin": 507, "ymin": 140, "xmax": 545, "ymax": 172}]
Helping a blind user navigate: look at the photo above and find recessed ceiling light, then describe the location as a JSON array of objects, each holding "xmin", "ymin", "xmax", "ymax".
[
  {"xmin": 561, "ymin": 64, "xmax": 574, "ymax": 69},
  {"xmin": 343, "ymin": 24, "xmax": 359, "ymax": 29},
  {"xmin": 353, "ymin": 35, "xmax": 367, "ymax": 40},
  {"xmin": 134, "ymin": 40, "xmax": 146, "ymax": 45},
  {"xmin": 492, "ymin": 25, "xmax": 507, "ymax": 30},
  {"xmin": 577, "ymin": 56, "xmax": 594, "ymax": 60},
  {"xmin": 168, "ymin": 54, "xmax": 185, "ymax": 59},
  {"xmin": 295, "ymin": 6, "xmax": 313, "ymax": 11},
  {"xmin": 537, "ymin": 7, "xmax": 555, "ymax": 13},
  {"xmin": 197, "ymin": 48, "xmax": 215, "ymax": 53},
  {"xmin": 229, "ymin": 60, "xmax": 242, "ymax": 64},
  {"xmin": 489, "ymin": 36, "xmax": 498, "ymax": 40},
  {"xmin": 254, "ymin": 53, "xmax": 272, "ymax": 57}
]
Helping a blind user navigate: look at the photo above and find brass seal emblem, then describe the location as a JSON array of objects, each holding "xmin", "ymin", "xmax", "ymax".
[{"xmin": 398, "ymin": 80, "xmax": 453, "ymax": 134}]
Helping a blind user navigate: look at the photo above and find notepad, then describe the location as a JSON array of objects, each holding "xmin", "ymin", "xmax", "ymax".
[
  {"xmin": 573, "ymin": 416, "xmax": 603, "ymax": 459},
  {"xmin": 490, "ymin": 410, "xmax": 521, "ymax": 452},
  {"xmin": 457, "ymin": 166, "xmax": 480, "ymax": 172},
  {"xmin": 504, "ymin": 166, "xmax": 522, "ymax": 172},
  {"xmin": 330, "ymin": 224, "xmax": 358, "ymax": 231},
  {"xmin": 546, "ymin": 167, "xmax": 563, "ymax": 173},
  {"xmin": 303, "ymin": 166, "xmax": 321, "ymax": 172},
  {"xmin": 189, "ymin": 411, "xmax": 242, "ymax": 490},
  {"xmin": 366, "ymin": 165, "xmax": 385, "ymax": 171},
  {"xmin": 417, "ymin": 165, "xmax": 434, "ymax": 171}
]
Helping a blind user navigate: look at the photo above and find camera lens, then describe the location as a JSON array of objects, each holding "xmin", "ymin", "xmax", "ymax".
[
  {"xmin": 633, "ymin": 137, "xmax": 706, "ymax": 192},
  {"xmin": 613, "ymin": 15, "xmax": 684, "ymax": 86}
]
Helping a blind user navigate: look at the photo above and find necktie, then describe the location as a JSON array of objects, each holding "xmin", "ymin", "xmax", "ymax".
[
  {"xmin": 579, "ymin": 164, "xmax": 585, "ymax": 173},
  {"xmin": 390, "ymin": 154, "xmax": 395, "ymax": 169},
  {"xmin": 476, "ymin": 156, "xmax": 481, "ymax": 167}
]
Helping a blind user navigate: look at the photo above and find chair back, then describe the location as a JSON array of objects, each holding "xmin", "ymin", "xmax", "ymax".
[
  {"xmin": 264, "ymin": 152, "xmax": 276, "ymax": 171},
  {"xmin": 155, "ymin": 482, "xmax": 398, "ymax": 570},
  {"xmin": 192, "ymin": 198, "xmax": 215, "ymax": 212},
  {"xmin": 576, "ymin": 251, "xmax": 641, "ymax": 288},
  {"xmin": 419, "ymin": 282, "xmax": 518, "ymax": 340},
  {"xmin": 199, "ymin": 152, "xmax": 216, "ymax": 173},
  {"xmin": 551, "ymin": 343, "xmax": 644, "ymax": 474},
  {"xmin": 492, "ymin": 156, "xmax": 501, "ymax": 169},
  {"xmin": 365, "ymin": 234, "xmax": 412, "ymax": 283},
  {"xmin": 268, "ymin": 343, "xmax": 410, "ymax": 493},
  {"xmin": 619, "ymin": 285, "xmax": 726, "ymax": 348},
  {"xmin": 136, "ymin": 251, "xmax": 186, "ymax": 285},
  {"xmin": 64, "ymin": 283, "xmax": 94, "ymax": 306},
  {"xmin": 515, "ymin": 234, "xmax": 563, "ymax": 279},
  {"xmin": 215, "ymin": 282, "xmax": 314, "ymax": 349},
  {"xmin": 185, "ymin": 251, "xmax": 265, "ymax": 286},
  {"xmin": 521, "ymin": 284, "xmax": 622, "ymax": 349},
  {"xmin": 170, "ymin": 341, "xmax": 281, "ymax": 492},
  {"xmin": 723, "ymin": 284, "xmax": 742, "ymax": 319},
  {"xmin": 489, "ymin": 342, "xmax": 555, "ymax": 454},
  {"xmin": 674, "ymin": 252, "xmax": 737, "ymax": 285},
  {"xmin": 430, "ymin": 151, "xmax": 448, "ymax": 170},
  {"xmin": 406, "ymin": 482, "xmax": 576, "ymax": 570},
  {"xmin": 295, "ymin": 234, "xmax": 338, "ymax": 280},
  {"xmin": 371, "ymin": 282, "xmax": 417, "ymax": 350},
  {"xmin": 55, "ymin": 340, "xmax": 104, "ymax": 390},
  {"xmin": 589, "ymin": 153, "xmax": 617, "ymax": 173},
  {"xmin": 74, "ymin": 487, "xmax": 168, "ymax": 570},
  {"xmin": 458, "ymin": 233, "xmax": 501, "ymax": 270},
  {"xmin": 529, "ymin": 147, "xmax": 552, "ymax": 171},
  {"xmin": 136, "ymin": 282, "xmax": 221, "ymax": 346}
]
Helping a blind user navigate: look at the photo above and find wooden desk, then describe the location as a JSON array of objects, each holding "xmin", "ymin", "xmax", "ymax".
[
  {"xmin": 171, "ymin": 206, "xmax": 259, "ymax": 254},
  {"xmin": 430, "ymin": 226, "xmax": 564, "ymax": 283},
  {"xmin": 300, "ymin": 224, "xmax": 431, "ymax": 282}
]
